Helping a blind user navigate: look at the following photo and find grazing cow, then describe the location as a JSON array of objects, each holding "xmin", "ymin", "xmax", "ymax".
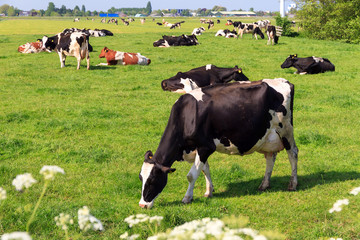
[
  {"xmin": 217, "ymin": 19, "xmax": 220, "ymax": 24},
  {"xmin": 170, "ymin": 21, "xmax": 185, "ymax": 29},
  {"xmin": 161, "ymin": 64, "xmax": 248, "ymax": 93},
  {"xmin": 42, "ymin": 32, "xmax": 90, "ymax": 70},
  {"xmin": 153, "ymin": 34, "xmax": 199, "ymax": 47},
  {"xmin": 238, "ymin": 24, "xmax": 264, "ymax": 40},
  {"xmin": 281, "ymin": 54, "xmax": 335, "ymax": 74},
  {"xmin": 74, "ymin": 18, "xmax": 80, "ymax": 22},
  {"xmin": 232, "ymin": 21, "xmax": 243, "ymax": 31},
  {"xmin": 101, "ymin": 18, "xmax": 106, "ymax": 23},
  {"xmin": 156, "ymin": 22, "xmax": 163, "ymax": 26},
  {"xmin": 266, "ymin": 26, "xmax": 279, "ymax": 45},
  {"xmin": 192, "ymin": 27, "xmax": 205, "ymax": 36},
  {"xmin": 97, "ymin": 47, "xmax": 151, "ymax": 66},
  {"xmin": 18, "ymin": 40, "xmax": 47, "ymax": 53},
  {"xmin": 139, "ymin": 78, "xmax": 298, "ymax": 208},
  {"xmin": 140, "ymin": 18, "xmax": 146, "ymax": 24}
]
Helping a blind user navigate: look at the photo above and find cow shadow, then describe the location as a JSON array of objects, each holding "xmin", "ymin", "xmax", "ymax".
[
  {"xmin": 214, "ymin": 170, "xmax": 359, "ymax": 199},
  {"xmin": 157, "ymin": 171, "xmax": 359, "ymax": 207}
]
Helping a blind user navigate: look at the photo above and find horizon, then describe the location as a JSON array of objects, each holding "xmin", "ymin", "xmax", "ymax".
[{"xmin": 3, "ymin": 0, "xmax": 295, "ymax": 13}]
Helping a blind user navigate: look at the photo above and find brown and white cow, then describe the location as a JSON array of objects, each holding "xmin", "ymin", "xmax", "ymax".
[
  {"xmin": 98, "ymin": 47, "xmax": 151, "ymax": 66},
  {"xmin": 18, "ymin": 40, "xmax": 47, "ymax": 54}
]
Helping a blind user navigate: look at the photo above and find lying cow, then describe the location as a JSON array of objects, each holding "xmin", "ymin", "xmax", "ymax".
[
  {"xmin": 215, "ymin": 29, "xmax": 238, "ymax": 38},
  {"xmin": 62, "ymin": 28, "xmax": 113, "ymax": 37},
  {"xmin": 161, "ymin": 64, "xmax": 248, "ymax": 93},
  {"xmin": 97, "ymin": 47, "xmax": 151, "ymax": 66},
  {"xmin": 153, "ymin": 34, "xmax": 199, "ymax": 47},
  {"xmin": 192, "ymin": 27, "xmax": 205, "ymax": 36},
  {"xmin": 18, "ymin": 40, "xmax": 47, "ymax": 54},
  {"xmin": 42, "ymin": 32, "xmax": 90, "ymax": 70},
  {"xmin": 139, "ymin": 78, "xmax": 298, "ymax": 208},
  {"xmin": 281, "ymin": 54, "xmax": 335, "ymax": 74}
]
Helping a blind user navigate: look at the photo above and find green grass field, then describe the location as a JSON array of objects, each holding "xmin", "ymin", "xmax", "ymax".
[{"xmin": 0, "ymin": 17, "xmax": 359, "ymax": 239}]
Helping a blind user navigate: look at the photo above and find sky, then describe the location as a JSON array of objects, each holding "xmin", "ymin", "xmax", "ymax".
[{"xmin": 3, "ymin": 0, "xmax": 295, "ymax": 12}]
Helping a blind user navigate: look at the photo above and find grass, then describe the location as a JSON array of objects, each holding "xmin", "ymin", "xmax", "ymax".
[{"xmin": 0, "ymin": 17, "xmax": 359, "ymax": 239}]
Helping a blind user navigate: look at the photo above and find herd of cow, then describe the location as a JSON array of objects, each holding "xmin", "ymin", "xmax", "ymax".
[{"xmin": 16, "ymin": 20, "xmax": 336, "ymax": 209}]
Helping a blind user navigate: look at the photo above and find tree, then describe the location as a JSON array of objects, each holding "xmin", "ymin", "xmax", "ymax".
[
  {"xmin": 212, "ymin": 5, "xmax": 226, "ymax": 11},
  {"xmin": 7, "ymin": 6, "xmax": 15, "ymax": 16},
  {"xmin": 0, "ymin": 4, "xmax": 10, "ymax": 15},
  {"xmin": 45, "ymin": 2, "xmax": 55, "ymax": 16},
  {"xmin": 295, "ymin": 0, "xmax": 360, "ymax": 43},
  {"xmin": 81, "ymin": 5, "xmax": 86, "ymax": 16},
  {"xmin": 146, "ymin": 1, "xmax": 152, "ymax": 15},
  {"xmin": 59, "ymin": 5, "xmax": 66, "ymax": 15}
]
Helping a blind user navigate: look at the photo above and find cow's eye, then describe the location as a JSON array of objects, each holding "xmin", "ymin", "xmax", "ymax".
[{"xmin": 139, "ymin": 173, "xmax": 143, "ymax": 182}]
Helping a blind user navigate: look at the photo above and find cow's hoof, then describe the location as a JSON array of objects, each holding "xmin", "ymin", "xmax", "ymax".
[
  {"xmin": 204, "ymin": 192, "xmax": 213, "ymax": 198},
  {"xmin": 258, "ymin": 181, "xmax": 270, "ymax": 191},
  {"xmin": 182, "ymin": 196, "xmax": 193, "ymax": 204}
]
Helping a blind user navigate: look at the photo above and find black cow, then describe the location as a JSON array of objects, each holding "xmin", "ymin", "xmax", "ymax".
[
  {"xmin": 42, "ymin": 32, "xmax": 90, "ymax": 70},
  {"xmin": 161, "ymin": 64, "xmax": 249, "ymax": 93},
  {"xmin": 139, "ymin": 78, "xmax": 298, "ymax": 208},
  {"xmin": 153, "ymin": 34, "xmax": 199, "ymax": 47},
  {"xmin": 281, "ymin": 54, "xmax": 335, "ymax": 74}
]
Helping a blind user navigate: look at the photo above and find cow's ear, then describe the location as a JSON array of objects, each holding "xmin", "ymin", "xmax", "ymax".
[
  {"xmin": 294, "ymin": 54, "xmax": 297, "ymax": 57},
  {"xmin": 144, "ymin": 150, "xmax": 153, "ymax": 161},
  {"xmin": 161, "ymin": 166, "xmax": 176, "ymax": 174}
]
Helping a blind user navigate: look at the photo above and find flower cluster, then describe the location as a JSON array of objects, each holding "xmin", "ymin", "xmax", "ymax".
[
  {"xmin": 78, "ymin": 206, "xmax": 104, "ymax": 232},
  {"xmin": 55, "ymin": 213, "xmax": 74, "ymax": 231},
  {"xmin": 140, "ymin": 217, "xmax": 267, "ymax": 240},
  {"xmin": 124, "ymin": 214, "xmax": 163, "ymax": 228},
  {"xmin": 39, "ymin": 165, "xmax": 65, "ymax": 180},
  {"xmin": 1, "ymin": 232, "xmax": 32, "ymax": 240},
  {"xmin": 12, "ymin": 173, "xmax": 37, "ymax": 191},
  {"xmin": 349, "ymin": 186, "xmax": 360, "ymax": 196},
  {"xmin": 0, "ymin": 187, "xmax": 6, "ymax": 201},
  {"xmin": 329, "ymin": 199, "xmax": 349, "ymax": 213}
]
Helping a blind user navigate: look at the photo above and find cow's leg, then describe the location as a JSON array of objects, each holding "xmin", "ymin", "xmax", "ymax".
[
  {"xmin": 85, "ymin": 50, "xmax": 90, "ymax": 70},
  {"xmin": 183, "ymin": 152, "xmax": 204, "ymax": 204},
  {"xmin": 58, "ymin": 52, "xmax": 66, "ymax": 68},
  {"xmin": 259, "ymin": 152, "xmax": 277, "ymax": 191},
  {"xmin": 286, "ymin": 141, "xmax": 298, "ymax": 191},
  {"xmin": 202, "ymin": 161, "xmax": 214, "ymax": 197}
]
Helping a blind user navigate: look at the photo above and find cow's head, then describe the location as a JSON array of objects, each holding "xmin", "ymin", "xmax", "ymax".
[
  {"xmin": 41, "ymin": 35, "xmax": 57, "ymax": 52},
  {"xmin": 139, "ymin": 151, "xmax": 176, "ymax": 208},
  {"xmin": 161, "ymin": 72, "xmax": 190, "ymax": 92},
  {"xmin": 99, "ymin": 47, "xmax": 110, "ymax": 58},
  {"xmin": 281, "ymin": 54, "xmax": 298, "ymax": 68},
  {"xmin": 220, "ymin": 66, "xmax": 249, "ymax": 83}
]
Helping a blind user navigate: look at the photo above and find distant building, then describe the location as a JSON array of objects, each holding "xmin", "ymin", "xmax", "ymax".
[
  {"xmin": 288, "ymin": 3, "xmax": 297, "ymax": 12},
  {"xmin": 135, "ymin": 13, "xmax": 147, "ymax": 17},
  {"xmin": 211, "ymin": 11, "xmax": 256, "ymax": 17}
]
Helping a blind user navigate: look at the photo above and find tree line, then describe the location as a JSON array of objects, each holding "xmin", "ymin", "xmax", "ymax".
[{"xmin": 295, "ymin": 0, "xmax": 360, "ymax": 43}]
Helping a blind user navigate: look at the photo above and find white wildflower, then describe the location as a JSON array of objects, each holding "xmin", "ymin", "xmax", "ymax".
[
  {"xmin": 1, "ymin": 231, "xmax": 32, "ymax": 240},
  {"xmin": 329, "ymin": 199, "xmax": 349, "ymax": 213},
  {"xmin": 12, "ymin": 173, "xmax": 37, "ymax": 191},
  {"xmin": 149, "ymin": 216, "xmax": 163, "ymax": 224},
  {"xmin": 39, "ymin": 165, "xmax": 65, "ymax": 180},
  {"xmin": 120, "ymin": 232, "xmax": 129, "ymax": 239},
  {"xmin": 349, "ymin": 186, "xmax": 360, "ymax": 196},
  {"xmin": 78, "ymin": 206, "xmax": 104, "ymax": 231},
  {"xmin": 191, "ymin": 231, "xmax": 206, "ymax": 240},
  {"xmin": 0, "ymin": 187, "xmax": 6, "ymax": 201},
  {"xmin": 55, "ymin": 213, "xmax": 73, "ymax": 231}
]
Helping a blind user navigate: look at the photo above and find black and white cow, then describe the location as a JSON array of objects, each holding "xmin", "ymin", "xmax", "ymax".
[
  {"xmin": 255, "ymin": 19, "xmax": 271, "ymax": 30},
  {"xmin": 215, "ymin": 29, "xmax": 238, "ymax": 38},
  {"xmin": 238, "ymin": 23, "xmax": 264, "ymax": 40},
  {"xmin": 42, "ymin": 32, "xmax": 90, "ymax": 70},
  {"xmin": 62, "ymin": 28, "xmax": 113, "ymax": 37},
  {"xmin": 139, "ymin": 78, "xmax": 298, "ymax": 208},
  {"xmin": 170, "ymin": 21, "xmax": 185, "ymax": 29},
  {"xmin": 192, "ymin": 27, "xmax": 205, "ymax": 36},
  {"xmin": 266, "ymin": 26, "xmax": 279, "ymax": 45},
  {"xmin": 281, "ymin": 54, "xmax": 335, "ymax": 74},
  {"xmin": 161, "ymin": 64, "xmax": 248, "ymax": 93},
  {"xmin": 153, "ymin": 34, "xmax": 199, "ymax": 47}
]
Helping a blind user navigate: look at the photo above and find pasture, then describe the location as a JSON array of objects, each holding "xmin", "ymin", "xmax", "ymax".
[{"xmin": 0, "ymin": 17, "xmax": 359, "ymax": 239}]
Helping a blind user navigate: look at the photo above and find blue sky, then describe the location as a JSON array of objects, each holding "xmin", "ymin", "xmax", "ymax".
[{"xmin": 4, "ymin": 0, "xmax": 295, "ymax": 12}]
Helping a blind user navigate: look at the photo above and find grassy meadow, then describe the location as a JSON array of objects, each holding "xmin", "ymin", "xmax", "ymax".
[{"xmin": 0, "ymin": 17, "xmax": 360, "ymax": 239}]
